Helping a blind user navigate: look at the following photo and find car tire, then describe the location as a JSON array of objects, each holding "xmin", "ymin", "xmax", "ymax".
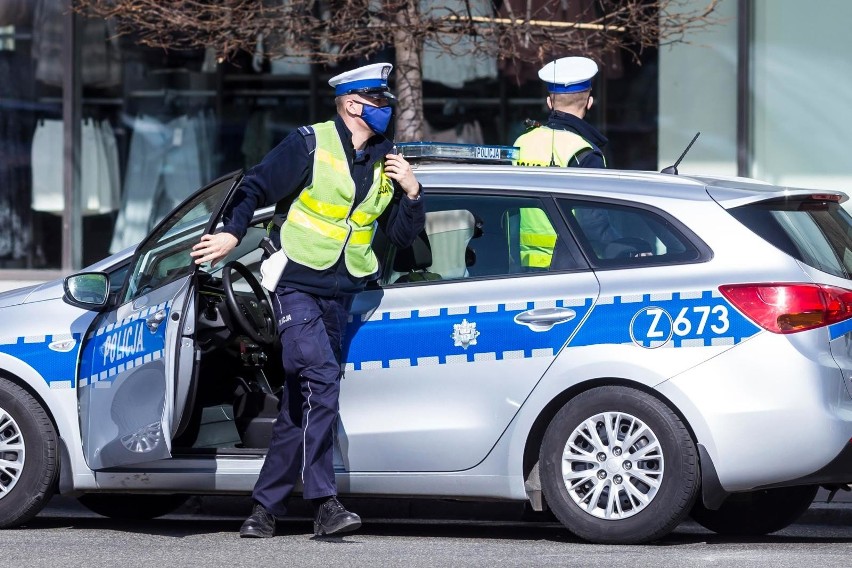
[
  {"xmin": 77, "ymin": 494, "xmax": 190, "ymax": 520},
  {"xmin": 539, "ymin": 385, "xmax": 700, "ymax": 544},
  {"xmin": 0, "ymin": 378, "xmax": 59, "ymax": 529},
  {"xmin": 690, "ymin": 485, "xmax": 818, "ymax": 536}
]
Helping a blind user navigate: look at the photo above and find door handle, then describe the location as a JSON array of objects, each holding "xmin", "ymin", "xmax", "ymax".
[
  {"xmin": 146, "ymin": 309, "xmax": 167, "ymax": 333},
  {"xmin": 513, "ymin": 307, "xmax": 576, "ymax": 332}
]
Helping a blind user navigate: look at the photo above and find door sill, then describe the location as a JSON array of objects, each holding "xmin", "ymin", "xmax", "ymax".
[{"xmin": 171, "ymin": 447, "xmax": 267, "ymax": 457}]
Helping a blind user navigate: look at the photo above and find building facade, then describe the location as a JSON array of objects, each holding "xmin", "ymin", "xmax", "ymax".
[{"xmin": 0, "ymin": 0, "xmax": 850, "ymax": 289}]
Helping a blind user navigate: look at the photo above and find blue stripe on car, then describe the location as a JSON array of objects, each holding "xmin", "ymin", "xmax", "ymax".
[
  {"xmin": 343, "ymin": 290, "xmax": 760, "ymax": 370},
  {"xmin": 0, "ymin": 334, "xmax": 80, "ymax": 388}
]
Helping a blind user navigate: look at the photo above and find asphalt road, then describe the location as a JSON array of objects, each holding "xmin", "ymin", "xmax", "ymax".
[{"xmin": 2, "ymin": 499, "xmax": 851, "ymax": 568}]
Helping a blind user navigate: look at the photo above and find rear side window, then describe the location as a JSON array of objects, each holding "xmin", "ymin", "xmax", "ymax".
[
  {"xmin": 729, "ymin": 197, "xmax": 852, "ymax": 279},
  {"xmin": 558, "ymin": 199, "xmax": 703, "ymax": 268},
  {"xmin": 377, "ymin": 193, "xmax": 585, "ymax": 286}
]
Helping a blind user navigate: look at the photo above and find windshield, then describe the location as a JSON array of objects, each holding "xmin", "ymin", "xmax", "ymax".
[{"xmin": 730, "ymin": 197, "xmax": 852, "ymax": 279}]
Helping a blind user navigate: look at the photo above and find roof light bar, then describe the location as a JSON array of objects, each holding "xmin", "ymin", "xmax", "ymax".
[{"xmin": 396, "ymin": 142, "xmax": 519, "ymax": 163}]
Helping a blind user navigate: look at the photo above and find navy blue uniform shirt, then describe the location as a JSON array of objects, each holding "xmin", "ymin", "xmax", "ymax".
[
  {"xmin": 221, "ymin": 115, "xmax": 425, "ymax": 297},
  {"xmin": 546, "ymin": 110, "xmax": 609, "ymax": 169}
]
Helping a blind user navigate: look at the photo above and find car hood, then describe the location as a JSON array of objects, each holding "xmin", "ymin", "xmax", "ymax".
[
  {"xmin": 0, "ymin": 279, "xmax": 65, "ymax": 309},
  {"xmin": 0, "ymin": 246, "xmax": 136, "ymax": 310}
]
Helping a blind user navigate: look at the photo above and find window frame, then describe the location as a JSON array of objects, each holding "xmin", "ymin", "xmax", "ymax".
[
  {"xmin": 556, "ymin": 195, "xmax": 713, "ymax": 270},
  {"xmin": 728, "ymin": 197, "xmax": 852, "ymax": 279},
  {"xmin": 375, "ymin": 187, "xmax": 590, "ymax": 289},
  {"xmin": 118, "ymin": 171, "xmax": 243, "ymax": 304}
]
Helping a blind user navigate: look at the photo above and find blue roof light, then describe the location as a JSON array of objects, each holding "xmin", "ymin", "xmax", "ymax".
[{"xmin": 396, "ymin": 142, "xmax": 519, "ymax": 163}]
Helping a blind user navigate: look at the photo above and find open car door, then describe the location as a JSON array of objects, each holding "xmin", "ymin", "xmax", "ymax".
[{"xmin": 78, "ymin": 172, "xmax": 243, "ymax": 470}]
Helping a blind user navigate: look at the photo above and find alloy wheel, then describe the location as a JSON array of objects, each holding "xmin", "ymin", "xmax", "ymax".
[
  {"xmin": 561, "ymin": 411, "xmax": 664, "ymax": 519},
  {"xmin": 0, "ymin": 406, "xmax": 25, "ymax": 501}
]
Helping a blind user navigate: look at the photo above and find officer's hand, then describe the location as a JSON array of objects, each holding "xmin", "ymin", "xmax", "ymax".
[
  {"xmin": 191, "ymin": 232, "xmax": 238, "ymax": 267},
  {"xmin": 384, "ymin": 153, "xmax": 420, "ymax": 199}
]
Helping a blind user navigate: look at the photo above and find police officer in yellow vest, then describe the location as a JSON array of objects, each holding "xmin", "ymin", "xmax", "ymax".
[
  {"xmin": 512, "ymin": 56, "xmax": 608, "ymax": 270},
  {"xmin": 191, "ymin": 63, "xmax": 425, "ymax": 539}
]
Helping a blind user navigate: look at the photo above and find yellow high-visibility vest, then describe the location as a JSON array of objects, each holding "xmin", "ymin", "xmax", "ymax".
[
  {"xmin": 513, "ymin": 126, "xmax": 596, "ymax": 167},
  {"xmin": 517, "ymin": 208, "xmax": 558, "ymax": 269},
  {"xmin": 510, "ymin": 127, "xmax": 585, "ymax": 269},
  {"xmin": 279, "ymin": 121, "xmax": 394, "ymax": 278}
]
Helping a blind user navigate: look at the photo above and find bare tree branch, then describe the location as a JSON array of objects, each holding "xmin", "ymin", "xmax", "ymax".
[{"xmin": 73, "ymin": 0, "xmax": 721, "ymax": 140}]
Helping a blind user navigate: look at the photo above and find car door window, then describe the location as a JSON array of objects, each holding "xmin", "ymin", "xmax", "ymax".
[
  {"xmin": 123, "ymin": 178, "xmax": 233, "ymax": 302},
  {"xmin": 379, "ymin": 193, "xmax": 583, "ymax": 286},
  {"xmin": 559, "ymin": 199, "xmax": 702, "ymax": 268},
  {"xmin": 206, "ymin": 223, "xmax": 268, "ymax": 291}
]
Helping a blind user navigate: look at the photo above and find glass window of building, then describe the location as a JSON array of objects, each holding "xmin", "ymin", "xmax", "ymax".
[
  {"xmin": 1, "ymin": 0, "xmax": 664, "ymax": 280},
  {"xmin": 0, "ymin": 0, "xmax": 63, "ymax": 269}
]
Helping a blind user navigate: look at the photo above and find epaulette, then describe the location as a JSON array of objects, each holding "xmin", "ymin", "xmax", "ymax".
[{"xmin": 297, "ymin": 125, "xmax": 316, "ymax": 154}]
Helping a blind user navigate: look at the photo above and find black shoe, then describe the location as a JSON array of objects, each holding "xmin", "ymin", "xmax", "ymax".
[
  {"xmin": 240, "ymin": 503, "xmax": 276, "ymax": 538},
  {"xmin": 313, "ymin": 497, "xmax": 362, "ymax": 536}
]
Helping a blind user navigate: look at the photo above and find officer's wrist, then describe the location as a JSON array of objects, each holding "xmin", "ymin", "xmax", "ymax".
[{"xmin": 404, "ymin": 182, "xmax": 422, "ymax": 201}]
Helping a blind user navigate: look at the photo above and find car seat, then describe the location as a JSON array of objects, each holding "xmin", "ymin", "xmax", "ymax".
[
  {"xmin": 424, "ymin": 209, "xmax": 477, "ymax": 279},
  {"xmin": 392, "ymin": 228, "xmax": 441, "ymax": 283}
]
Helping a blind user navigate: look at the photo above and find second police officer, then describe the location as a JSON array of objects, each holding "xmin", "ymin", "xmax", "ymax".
[
  {"xmin": 512, "ymin": 56, "xmax": 609, "ymax": 271},
  {"xmin": 514, "ymin": 56, "xmax": 609, "ymax": 168},
  {"xmin": 190, "ymin": 62, "xmax": 425, "ymax": 539}
]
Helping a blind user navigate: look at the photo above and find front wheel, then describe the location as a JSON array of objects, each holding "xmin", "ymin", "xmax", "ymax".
[
  {"xmin": 77, "ymin": 494, "xmax": 190, "ymax": 520},
  {"xmin": 539, "ymin": 386, "xmax": 700, "ymax": 544},
  {"xmin": 690, "ymin": 485, "xmax": 818, "ymax": 536},
  {"xmin": 0, "ymin": 378, "xmax": 58, "ymax": 528}
]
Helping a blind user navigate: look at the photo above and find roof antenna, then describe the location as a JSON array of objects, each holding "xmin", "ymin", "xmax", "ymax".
[{"xmin": 661, "ymin": 131, "xmax": 700, "ymax": 175}]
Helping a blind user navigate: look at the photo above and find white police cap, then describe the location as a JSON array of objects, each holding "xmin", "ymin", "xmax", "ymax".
[
  {"xmin": 328, "ymin": 62, "xmax": 394, "ymax": 98},
  {"xmin": 538, "ymin": 57, "xmax": 598, "ymax": 94}
]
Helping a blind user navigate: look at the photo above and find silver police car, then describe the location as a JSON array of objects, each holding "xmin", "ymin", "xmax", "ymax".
[{"xmin": 2, "ymin": 144, "xmax": 852, "ymax": 544}]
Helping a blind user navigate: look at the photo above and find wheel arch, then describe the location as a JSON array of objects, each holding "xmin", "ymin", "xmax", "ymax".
[
  {"xmin": 0, "ymin": 367, "xmax": 60, "ymax": 434},
  {"xmin": 0, "ymin": 366, "xmax": 76, "ymax": 494},
  {"xmin": 521, "ymin": 376, "xmax": 706, "ymax": 507}
]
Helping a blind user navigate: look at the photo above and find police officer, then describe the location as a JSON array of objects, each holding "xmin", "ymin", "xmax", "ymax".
[
  {"xmin": 190, "ymin": 62, "xmax": 425, "ymax": 539},
  {"xmin": 513, "ymin": 56, "xmax": 608, "ymax": 168},
  {"xmin": 511, "ymin": 56, "xmax": 608, "ymax": 270}
]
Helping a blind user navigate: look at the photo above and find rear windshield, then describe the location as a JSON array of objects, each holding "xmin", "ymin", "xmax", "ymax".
[{"xmin": 729, "ymin": 197, "xmax": 852, "ymax": 279}]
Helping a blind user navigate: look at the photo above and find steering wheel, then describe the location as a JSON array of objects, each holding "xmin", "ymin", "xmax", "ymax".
[{"xmin": 221, "ymin": 261, "xmax": 277, "ymax": 345}]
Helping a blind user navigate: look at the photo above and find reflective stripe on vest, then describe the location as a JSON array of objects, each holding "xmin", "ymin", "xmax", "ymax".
[
  {"xmin": 518, "ymin": 207, "xmax": 557, "ymax": 268},
  {"xmin": 279, "ymin": 121, "xmax": 394, "ymax": 277},
  {"xmin": 512, "ymin": 126, "xmax": 594, "ymax": 167}
]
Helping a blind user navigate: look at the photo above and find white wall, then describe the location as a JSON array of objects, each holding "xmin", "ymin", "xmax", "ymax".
[
  {"xmin": 658, "ymin": 0, "xmax": 738, "ymax": 176},
  {"xmin": 659, "ymin": 0, "xmax": 852, "ymax": 193},
  {"xmin": 751, "ymin": 0, "xmax": 852, "ymax": 192}
]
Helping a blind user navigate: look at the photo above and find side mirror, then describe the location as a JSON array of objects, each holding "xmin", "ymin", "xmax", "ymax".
[{"xmin": 64, "ymin": 272, "xmax": 110, "ymax": 309}]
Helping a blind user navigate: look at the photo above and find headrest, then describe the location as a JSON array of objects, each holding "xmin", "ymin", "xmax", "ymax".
[{"xmin": 425, "ymin": 209, "xmax": 476, "ymax": 235}]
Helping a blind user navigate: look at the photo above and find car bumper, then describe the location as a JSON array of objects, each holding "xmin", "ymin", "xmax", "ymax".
[{"xmin": 657, "ymin": 330, "xmax": 852, "ymax": 492}]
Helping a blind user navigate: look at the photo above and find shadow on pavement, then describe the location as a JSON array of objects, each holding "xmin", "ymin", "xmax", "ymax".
[{"xmin": 29, "ymin": 495, "xmax": 852, "ymax": 545}]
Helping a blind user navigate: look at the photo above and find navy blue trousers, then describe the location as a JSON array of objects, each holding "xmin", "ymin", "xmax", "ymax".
[{"xmin": 252, "ymin": 286, "xmax": 352, "ymax": 516}]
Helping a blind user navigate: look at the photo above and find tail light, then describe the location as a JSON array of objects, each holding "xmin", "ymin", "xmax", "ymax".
[{"xmin": 719, "ymin": 283, "xmax": 852, "ymax": 334}]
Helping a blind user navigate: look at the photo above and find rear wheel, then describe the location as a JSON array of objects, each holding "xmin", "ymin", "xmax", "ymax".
[
  {"xmin": 77, "ymin": 494, "xmax": 190, "ymax": 520},
  {"xmin": 539, "ymin": 386, "xmax": 700, "ymax": 544},
  {"xmin": 690, "ymin": 485, "xmax": 818, "ymax": 536},
  {"xmin": 0, "ymin": 378, "xmax": 58, "ymax": 528}
]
